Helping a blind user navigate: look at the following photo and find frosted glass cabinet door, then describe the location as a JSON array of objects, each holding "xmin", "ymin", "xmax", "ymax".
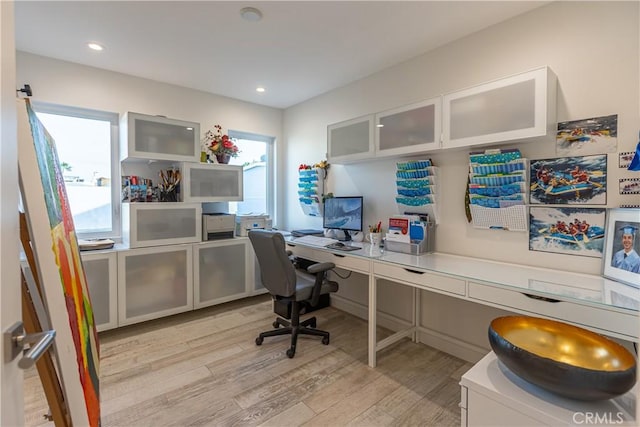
[
  {"xmin": 443, "ymin": 66, "xmax": 556, "ymax": 149},
  {"xmin": 81, "ymin": 252, "xmax": 118, "ymax": 331},
  {"xmin": 118, "ymin": 245, "xmax": 193, "ymax": 325},
  {"xmin": 194, "ymin": 239, "xmax": 252, "ymax": 308},
  {"xmin": 327, "ymin": 114, "xmax": 375, "ymax": 163},
  {"xmin": 123, "ymin": 202, "xmax": 202, "ymax": 248},
  {"xmin": 375, "ymin": 97, "xmax": 441, "ymax": 157},
  {"xmin": 182, "ymin": 163, "xmax": 244, "ymax": 202},
  {"xmin": 247, "ymin": 243, "xmax": 266, "ymax": 295},
  {"xmin": 120, "ymin": 112, "xmax": 200, "ymax": 162}
]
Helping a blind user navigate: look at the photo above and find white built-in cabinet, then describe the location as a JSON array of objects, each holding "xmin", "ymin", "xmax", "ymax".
[
  {"xmin": 110, "ymin": 112, "xmax": 257, "ymax": 328},
  {"xmin": 182, "ymin": 163, "xmax": 244, "ymax": 202},
  {"xmin": 117, "ymin": 244, "xmax": 193, "ymax": 326},
  {"xmin": 193, "ymin": 239, "xmax": 256, "ymax": 308},
  {"xmin": 120, "ymin": 112, "xmax": 200, "ymax": 162},
  {"xmin": 328, "ymin": 66, "xmax": 557, "ymax": 162},
  {"xmin": 460, "ymin": 352, "xmax": 636, "ymax": 426},
  {"xmin": 81, "ymin": 251, "xmax": 118, "ymax": 331},
  {"xmin": 327, "ymin": 115, "xmax": 375, "ymax": 163},
  {"xmin": 443, "ymin": 66, "xmax": 557, "ymax": 149},
  {"xmin": 122, "ymin": 202, "xmax": 202, "ymax": 248},
  {"xmin": 375, "ymin": 97, "xmax": 441, "ymax": 157}
]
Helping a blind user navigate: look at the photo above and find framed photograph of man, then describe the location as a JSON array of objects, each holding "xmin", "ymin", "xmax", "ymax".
[{"xmin": 603, "ymin": 208, "xmax": 640, "ymax": 288}]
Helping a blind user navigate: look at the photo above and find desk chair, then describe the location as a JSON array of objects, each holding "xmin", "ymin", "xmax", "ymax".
[{"xmin": 249, "ymin": 230, "xmax": 339, "ymax": 358}]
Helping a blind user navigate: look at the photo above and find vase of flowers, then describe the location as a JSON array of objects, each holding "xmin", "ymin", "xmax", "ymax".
[{"xmin": 201, "ymin": 124, "xmax": 239, "ymax": 164}]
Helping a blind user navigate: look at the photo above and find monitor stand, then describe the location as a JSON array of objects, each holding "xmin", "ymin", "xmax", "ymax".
[{"xmin": 339, "ymin": 230, "xmax": 352, "ymax": 242}]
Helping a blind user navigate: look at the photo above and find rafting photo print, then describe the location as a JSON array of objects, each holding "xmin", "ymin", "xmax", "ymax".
[
  {"xmin": 529, "ymin": 207, "xmax": 606, "ymax": 258},
  {"xmin": 529, "ymin": 155, "xmax": 607, "ymax": 205},
  {"xmin": 556, "ymin": 114, "xmax": 617, "ymax": 156}
]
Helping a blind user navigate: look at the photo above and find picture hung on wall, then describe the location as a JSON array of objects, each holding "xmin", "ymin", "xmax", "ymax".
[
  {"xmin": 556, "ymin": 114, "xmax": 617, "ymax": 156},
  {"xmin": 619, "ymin": 178, "xmax": 640, "ymax": 195},
  {"xmin": 18, "ymin": 100, "xmax": 100, "ymax": 426},
  {"xmin": 529, "ymin": 155, "xmax": 607, "ymax": 205},
  {"xmin": 602, "ymin": 208, "xmax": 640, "ymax": 287},
  {"xmin": 619, "ymin": 151, "xmax": 634, "ymax": 169},
  {"xmin": 529, "ymin": 206, "xmax": 606, "ymax": 258}
]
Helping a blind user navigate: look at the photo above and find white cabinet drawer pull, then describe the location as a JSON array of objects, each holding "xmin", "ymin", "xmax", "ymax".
[
  {"xmin": 522, "ymin": 293, "xmax": 560, "ymax": 303},
  {"xmin": 404, "ymin": 268, "xmax": 425, "ymax": 275}
]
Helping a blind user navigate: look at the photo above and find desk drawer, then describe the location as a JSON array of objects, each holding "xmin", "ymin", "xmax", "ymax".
[
  {"xmin": 468, "ymin": 281, "xmax": 638, "ymax": 340},
  {"xmin": 374, "ymin": 263, "xmax": 466, "ymax": 296},
  {"xmin": 286, "ymin": 244, "xmax": 370, "ymax": 273}
]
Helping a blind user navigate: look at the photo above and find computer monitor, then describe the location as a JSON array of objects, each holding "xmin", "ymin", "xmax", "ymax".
[{"xmin": 323, "ymin": 196, "xmax": 363, "ymax": 241}]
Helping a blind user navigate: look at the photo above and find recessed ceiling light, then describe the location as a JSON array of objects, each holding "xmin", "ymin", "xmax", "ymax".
[
  {"xmin": 376, "ymin": 124, "xmax": 384, "ymax": 128},
  {"xmin": 87, "ymin": 42, "xmax": 104, "ymax": 51},
  {"xmin": 240, "ymin": 7, "xmax": 262, "ymax": 22},
  {"xmin": 256, "ymin": 87, "xmax": 265, "ymax": 93}
]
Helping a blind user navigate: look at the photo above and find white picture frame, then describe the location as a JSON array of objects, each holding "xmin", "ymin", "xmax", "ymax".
[{"xmin": 602, "ymin": 208, "xmax": 640, "ymax": 288}]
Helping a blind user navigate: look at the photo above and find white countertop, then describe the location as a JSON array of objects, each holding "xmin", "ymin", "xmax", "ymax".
[{"xmin": 286, "ymin": 237, "xmax": 640, "ymax": 315}]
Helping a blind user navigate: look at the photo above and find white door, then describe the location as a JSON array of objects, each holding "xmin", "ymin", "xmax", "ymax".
[{"xmin": 1, "ymin": 1, "xmax": 24, "ymax": 425}]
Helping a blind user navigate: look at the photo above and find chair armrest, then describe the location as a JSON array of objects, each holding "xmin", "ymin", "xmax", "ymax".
[
  {"xmin": 307, "ymin": 262, "xmax": 335, "ymax": 274},
  {"xmin": 307, "ymin": 262, "xmax": 336, "ymax": 307}
]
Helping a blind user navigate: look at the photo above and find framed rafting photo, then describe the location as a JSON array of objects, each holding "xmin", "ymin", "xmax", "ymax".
[
  {"xmin": 603, "ymin": 208, "xmax": 640, "ymax": 288},
  {"xmin": 529, "ymin": 206, "xmax": 606, "ymax": 258},
  {"xmin": 529, "ymin": 155, "xmax": 607, "ymax": 205}
]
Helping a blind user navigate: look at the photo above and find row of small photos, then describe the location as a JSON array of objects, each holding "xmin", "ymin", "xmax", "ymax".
[
  {"xmin": 298, "ymin": 168, "xmax": 322, "ymax": 217},
  {"xmin": 468, "ymin": 149, "xmax": 528, "ymax": 231},
  {"xmin": 395, "ymin": 159, "xmax": 439, "ymax": 224}
]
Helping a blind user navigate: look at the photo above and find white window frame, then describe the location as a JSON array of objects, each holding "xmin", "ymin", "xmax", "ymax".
[
  {"xmin": 32, "ymin": 101, "xmax": 122, "ymax": 240},
  {"xmin": 228, "ymin": 130, "xmax": 275, "ymax": 219}
]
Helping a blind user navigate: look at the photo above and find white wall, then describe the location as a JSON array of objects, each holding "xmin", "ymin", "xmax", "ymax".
[
  {"xmin": 284, "ymin": 1, "xmax": 639, "ymax": 275},
  {"xmin": 283, "ymin": 1, "xmax": 639, "ymax": 360},
  {"xmin": 16, "ymin": 52, "xmax": 286, "ymax": 224}
]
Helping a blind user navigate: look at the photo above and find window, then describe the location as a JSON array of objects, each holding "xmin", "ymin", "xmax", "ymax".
[
  {"xmin": 227, "ymin": 131, "xmax": 274, "ymax": 217},
  {"xmin": 33, "ymin": 103, "xmax": 121, "ymax": 239}
]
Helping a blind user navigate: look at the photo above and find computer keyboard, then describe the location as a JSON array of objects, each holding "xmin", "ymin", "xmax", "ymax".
[{"xmin": 293, "ymin": 235, "xmax": 339, "ymax": 247}]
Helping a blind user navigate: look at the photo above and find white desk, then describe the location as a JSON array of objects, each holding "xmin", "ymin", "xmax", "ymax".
[{"xmin": 285, "ymin": 238, "xmax": 639, "ymax": 368}]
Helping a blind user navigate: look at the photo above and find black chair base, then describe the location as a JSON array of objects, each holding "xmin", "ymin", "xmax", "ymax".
[{"xmin": 255, "ymin": 314, "xmax": 330, "ymax": 358}]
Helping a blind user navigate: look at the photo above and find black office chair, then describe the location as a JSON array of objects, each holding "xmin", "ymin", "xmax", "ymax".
[{"xmin": 249, "ymin": 230, "xmax": 339, "ymax": 358}]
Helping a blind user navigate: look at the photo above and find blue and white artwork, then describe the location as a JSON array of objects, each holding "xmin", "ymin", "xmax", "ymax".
[
  {"xmin": 530, "ymin": 155, "xmax": 607, "ymax": 205},
  {"xmin": 556, "ymin": 114, "xmax": 617, "ymax": 156},
  {"xmin": 529, "ymin": 207, "xmax": 606, "ymax": 258}
]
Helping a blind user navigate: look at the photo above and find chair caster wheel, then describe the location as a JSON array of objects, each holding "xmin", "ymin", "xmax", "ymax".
[
  {"xmin": 286, "ymin": 348, "xmax": 295, "ymax": 358},
  {"xmin": 273, "ymin": 321, "xmax": 280, "ymax": 328},
  {"xmin": 322, "ymin": 336, "xmax": 330, "ymax": 345},
  {"xmin": 255, "ymin": 337, "xmax": 263, "ymax": 346}
]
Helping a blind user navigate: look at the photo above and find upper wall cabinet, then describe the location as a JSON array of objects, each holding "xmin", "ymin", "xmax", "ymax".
[
  {"xmin": 182, "ymin": 163, "xmax": 244, "ymax": 202},
  {"xmin": 442, "ymin": 66, "xmax": 557, "ymax": 149},
  {"xmin": 375, "ymin": 97, "xmax": 441, "ymax": 157},
  {"xmin": 327, "ymin": 114, "xmax": 375, "ymax": 163},
  {"xmin": 121, "ymin": 112, "xmax": 200, "ymax": 162}
]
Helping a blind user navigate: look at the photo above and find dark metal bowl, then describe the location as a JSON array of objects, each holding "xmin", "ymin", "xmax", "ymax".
[{"xmin": 489, "ymin": 316, "xmax": 637, "ymax": 401}]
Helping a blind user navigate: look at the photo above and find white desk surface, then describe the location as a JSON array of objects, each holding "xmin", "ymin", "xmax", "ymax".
[{"xmin": 286, "ymin": 237, "xmax": 639, "ymax": 316}]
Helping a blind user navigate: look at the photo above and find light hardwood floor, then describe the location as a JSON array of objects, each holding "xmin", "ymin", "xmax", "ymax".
[{"xmin": 24, "ymin": 295, "xmax": 472, "ymax": 427}]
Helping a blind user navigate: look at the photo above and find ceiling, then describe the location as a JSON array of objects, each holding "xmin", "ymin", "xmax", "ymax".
[{"xmin": 15, "ymin": 1, "xmax": 548, "ymax": 109}]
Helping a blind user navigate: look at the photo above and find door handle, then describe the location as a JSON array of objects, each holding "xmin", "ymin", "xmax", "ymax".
[{"xmin": 4, "ymin": 321, "xmax": 56, "ymax": 369}]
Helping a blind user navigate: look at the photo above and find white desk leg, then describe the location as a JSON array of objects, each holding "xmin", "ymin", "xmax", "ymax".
[
  {"xmin": 412, "ymin": 287, "xmax": 419, "ymax": 343},
  {"xmin": 368, "ymin": 274, "xmax": 377, "ymax": 368}
]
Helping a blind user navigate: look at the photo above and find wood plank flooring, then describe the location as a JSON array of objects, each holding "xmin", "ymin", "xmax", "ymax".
[{"xmin": 24, "ymin": 295, "xmax": 472, "ymax": 426}]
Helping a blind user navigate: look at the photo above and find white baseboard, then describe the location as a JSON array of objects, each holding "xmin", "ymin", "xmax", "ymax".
[
  {"xmin": 331, "ymin": 295, "xmax": 489, "ymax": 364},
  {"xmin": 417, "ymin": 327, "xmax": 488, "ymax": 363}
]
